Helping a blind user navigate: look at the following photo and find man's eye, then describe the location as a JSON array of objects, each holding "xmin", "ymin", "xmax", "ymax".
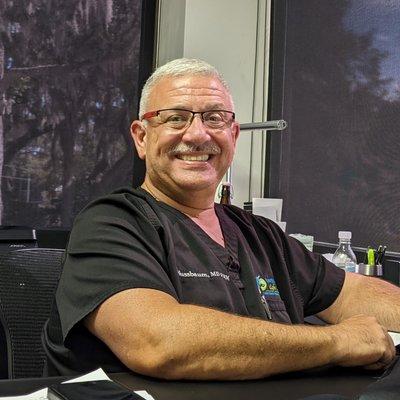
[
  {"xmin": 165, "ymin": 114, "xmax": 187, "ymax": 123},
  {"xmin": 205, "ymin": 113, "xmax": 224, "ymax": 122}
]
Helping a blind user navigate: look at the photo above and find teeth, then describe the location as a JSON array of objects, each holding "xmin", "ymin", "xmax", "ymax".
[{"xmin": 179, "ymin": 154, "xmax": 210, "ymax": 161}]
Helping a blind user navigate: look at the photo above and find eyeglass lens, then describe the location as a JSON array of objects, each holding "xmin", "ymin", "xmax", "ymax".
[{"xmin": 158, "ymin": 109, "xmax": 233, "ymax": 129}]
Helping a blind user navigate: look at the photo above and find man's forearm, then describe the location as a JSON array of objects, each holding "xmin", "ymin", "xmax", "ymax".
[
  {"xmin": 145, "ymin": 304, "xmax": 338, "ymax": 380},
  {"xmin": 364, "ymin": 277, "xmax": 400, "ymax": 331},
  {"xmin": 88, "ymin": 288, "xmax": 394, "ymax": 380}
]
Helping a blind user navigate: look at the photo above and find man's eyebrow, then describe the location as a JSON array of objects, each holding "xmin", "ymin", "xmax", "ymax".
[
  {"xmin": 167, "ymin": 103, "xmax": 230, "ymax": 111},
  {"xmin": 205, "ymin": 103, "xmax": 231, "ymax": 110}
]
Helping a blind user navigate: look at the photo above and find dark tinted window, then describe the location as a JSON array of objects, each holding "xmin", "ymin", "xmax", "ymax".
[
  {"xmin": 0, "ymin": 1, "xmax": 150, "ymax": 228},
  {"xmin": 268, "ymin": 0, "xmax": 400, "ymax": 251}
]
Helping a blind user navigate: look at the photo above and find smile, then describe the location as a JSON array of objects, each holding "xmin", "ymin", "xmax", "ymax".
[{"xmin": 176, "ymin": 154, "xmax": 210, "ymax": 161}]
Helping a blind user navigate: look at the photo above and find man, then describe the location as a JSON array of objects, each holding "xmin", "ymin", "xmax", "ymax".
[{"xmin": 43, "ymin": 58, "xmax": 400, "ymax": 379}]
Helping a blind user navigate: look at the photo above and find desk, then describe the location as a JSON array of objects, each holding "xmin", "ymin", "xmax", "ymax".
[{"xmin": 0, "ymin": 367, "xmax": 380, "ymax": 399}]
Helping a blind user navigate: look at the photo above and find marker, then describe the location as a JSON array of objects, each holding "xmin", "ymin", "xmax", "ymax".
[{"xmin": 367, "ymin": 248, "xmax": 375, "ymax": 266}]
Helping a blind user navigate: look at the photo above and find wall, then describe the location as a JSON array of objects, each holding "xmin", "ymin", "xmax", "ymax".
[{"xmin": 155, "ymin": 0, "xmax": 271, "ymax": 207}]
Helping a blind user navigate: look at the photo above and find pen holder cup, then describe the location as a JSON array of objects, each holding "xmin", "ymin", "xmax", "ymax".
[{"xmin": 357, "ymin": 263, "xmax": 383, "ymax": 277}]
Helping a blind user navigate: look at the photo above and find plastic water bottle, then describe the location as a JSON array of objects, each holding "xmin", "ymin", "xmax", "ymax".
[{"xmin": 332, "ymin": 231, "xmax": 357, "ymax": 272}]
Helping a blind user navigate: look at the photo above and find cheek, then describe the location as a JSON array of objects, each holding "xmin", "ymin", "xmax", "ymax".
[
  {"xmin": 218, "ymin": 135, "xmax": 236, "ymax": 156},
  {"xmin": 156, "ymin": 134, "xmax": 183, "ymax": 157},
  {"xmin": 145, "ymin": 134, "xmax": 162, "ymax": 156},
  {"xmin": 146, "ymin": 134, "xmax": 180, "ymax": 165}
]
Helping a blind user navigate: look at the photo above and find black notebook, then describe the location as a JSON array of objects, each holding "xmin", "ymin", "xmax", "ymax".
[{"xmin": 48, "ymin": 380, "xmax": 144, "ymax": 400}]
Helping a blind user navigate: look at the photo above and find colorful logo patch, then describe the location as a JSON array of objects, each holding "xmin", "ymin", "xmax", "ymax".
[{"xmin": 256, "ymin": 276, "xmax": 280, "ymax": 297}]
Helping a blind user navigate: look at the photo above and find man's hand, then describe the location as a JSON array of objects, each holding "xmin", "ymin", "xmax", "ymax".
[{"xmin": 329, "ymin": 314, "xmax": 396, "ymax": 370}]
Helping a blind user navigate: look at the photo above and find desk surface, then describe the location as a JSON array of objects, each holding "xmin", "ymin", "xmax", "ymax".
[
  {"xmin": 114, "ymin": 368, "xmax": 377, "ymax": 400},
  {"xmin": 0, "ymin": 367, "xmax": 381, "ymax": 400}
]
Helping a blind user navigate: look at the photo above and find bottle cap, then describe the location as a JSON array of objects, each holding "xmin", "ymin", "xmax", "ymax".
[{"xmin": 338, "ymin": 231, "xmax": 352, "ymax": 240}]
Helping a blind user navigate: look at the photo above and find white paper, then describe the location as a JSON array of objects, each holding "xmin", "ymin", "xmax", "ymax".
[
  {"xmin": 0, "ymin": 388, "xmax": 47, "ymax": 400},
  {"xmin": 322, "ymin": 253, "xmax": 334, "ymax": 262},
  {"xmin": 252, "ymin": 198, "xmax": 283, "ymax": 222},
  {"xmin": 63, "ymin": 368, "xmax": 111, "ymax": 384},
  {"xmin": 0, "ymin": 368, "xmax": 154, "ymax": 400},
  {"xmin": 134, "ymin": 391, "xmax": 156, "ymax": 400},
  {"xmin": 389, "ymin": 331, "xmax": 400, "ymax": 346},
  {"xmin": 275, "ymin": 221, "xmax": 287, "ymax": 232},
  {"xmin": 252, "ymin": 205, "xmax": 277, "ymax": 221},
  {"xmin": 289, "ymin": 233, "xmax": 314, "ymax": 252}
]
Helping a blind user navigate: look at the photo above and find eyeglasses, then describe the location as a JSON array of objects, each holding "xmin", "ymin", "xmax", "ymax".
[{"xmin": 141, "ymin": 109, "xmax": 235, "ymax": 130}]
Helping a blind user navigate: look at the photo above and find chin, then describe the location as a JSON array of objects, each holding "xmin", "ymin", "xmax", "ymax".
[
  {"xmin": 148, "ymin": 167, "xmax": 222, "ymax": 195},
  {"xmin": 172, "ymin": 175, "xmax": 218, "ymax": 192},
  {"xmin": 177, "ymin": 181, "xmax": 216, "ymax": 192}
]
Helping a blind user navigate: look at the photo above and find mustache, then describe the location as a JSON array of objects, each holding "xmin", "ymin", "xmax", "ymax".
[{"xmin": 167, "ymin": 142, "xmax": 221, "ymax": 156}]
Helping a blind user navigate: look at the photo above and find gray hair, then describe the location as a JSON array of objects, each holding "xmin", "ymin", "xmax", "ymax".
[{"xmin": 139, "ymin": 58, "xmax": 234, "ymax": 118}]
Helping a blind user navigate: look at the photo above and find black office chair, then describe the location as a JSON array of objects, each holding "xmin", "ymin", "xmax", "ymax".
[{"xmin": 0, "ymin": 248, "xmax": 65, "ymax": 379}]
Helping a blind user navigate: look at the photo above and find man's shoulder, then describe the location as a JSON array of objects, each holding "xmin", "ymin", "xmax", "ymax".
[
  {"xmin": 79, "ymin": 187, "xmax": 152, "ymax": 212},
  {"xmin": 72, "ymin": 187, "xmax": 162, "ymax": 228},
  {"xmin": 101, "ymin": 186, "xmax": 153, "ymax": 204}
]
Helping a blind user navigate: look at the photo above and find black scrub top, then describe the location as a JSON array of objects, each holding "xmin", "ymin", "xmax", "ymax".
[{"xmin": 42, "ymin": 188, "xmax": 344, "ymax": 376}]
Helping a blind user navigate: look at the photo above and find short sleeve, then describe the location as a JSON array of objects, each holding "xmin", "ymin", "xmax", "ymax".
[
  {"xmin": 280, "ymin": 231, "xmax": 345, "ymax": 316},
  {"xmin": 56, "ymin": 192, "xmax": 177, "ymax": 341}
]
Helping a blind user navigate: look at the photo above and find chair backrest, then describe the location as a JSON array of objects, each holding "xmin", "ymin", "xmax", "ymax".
[{"xmin": 0, "ymin": 248, "xmax": 65, "ymax": 379}]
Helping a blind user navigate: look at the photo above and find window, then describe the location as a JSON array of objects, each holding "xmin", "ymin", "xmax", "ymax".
[
  {"xmin": 268, "ymin": 0, "xmax": 400, "ymax": 251},
  {"xmin": 0, "ymin": 0, "xmax": 154, "ymax": 228}
]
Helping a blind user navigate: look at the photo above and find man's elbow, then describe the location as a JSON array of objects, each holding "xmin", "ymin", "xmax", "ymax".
[{"xmin": 122, "ymin": 343, "xmax": 187, "ymax": 380}]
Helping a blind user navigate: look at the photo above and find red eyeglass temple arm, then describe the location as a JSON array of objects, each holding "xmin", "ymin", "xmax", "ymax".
[{"xmin": 141, "ymin": 111, "xmax": 158, "ymax": 120}]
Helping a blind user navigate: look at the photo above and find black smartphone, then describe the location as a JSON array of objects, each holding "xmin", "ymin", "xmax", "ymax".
[{"xmin": 48, "ymin": 380, "xmax": 144, "ymax": 400}]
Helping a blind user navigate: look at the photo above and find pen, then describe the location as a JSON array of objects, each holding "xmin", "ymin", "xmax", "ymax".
[
  {"xmin": 376, "ymin": 245, "xmax": 382, "ymax": 264},
  {"xmin": 260, "ymin": 293, "xmax": 273, "ymax": 320},
  {"xmin": 367, "ymin": 248, "xmax": 375, "ymax": 266},
  {"xmin": 364, "ymin": 247, "xmax": 369, "ymax": 264},
  {"xmin": 256, "ymin": 279, "xmax": 272, "ymax": 320},
  {"xmin": 377, "ymin": 246, "xmax": 387, "ymax": 265}
]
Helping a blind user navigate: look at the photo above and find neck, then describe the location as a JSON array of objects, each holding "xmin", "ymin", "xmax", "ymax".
[
  {"xmin": 141, "ymin": 179, "xmax": 216, "ymax": 217},
  {"xmin": 141, "ymin": 178, "xmax": 224, "ymax": 247}
]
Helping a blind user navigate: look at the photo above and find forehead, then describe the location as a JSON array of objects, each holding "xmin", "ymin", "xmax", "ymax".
[{"xmin": 147, "ymin": 75, "xmax": 233, "ymax": 111}]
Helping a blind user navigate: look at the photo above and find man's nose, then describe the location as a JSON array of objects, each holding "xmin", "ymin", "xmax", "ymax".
[{"xmin": 181, "ymin": 114, "xmax": 211, "ymax": 144}]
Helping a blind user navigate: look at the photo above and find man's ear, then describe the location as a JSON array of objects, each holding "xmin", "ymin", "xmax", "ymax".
[
  {"xmin": 231, "ymin": 122, "xmax": 240, "ymax": 149},
  {"xmin": 130, "ymin": 120, "xmax": 147, "ymax": 160}
]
